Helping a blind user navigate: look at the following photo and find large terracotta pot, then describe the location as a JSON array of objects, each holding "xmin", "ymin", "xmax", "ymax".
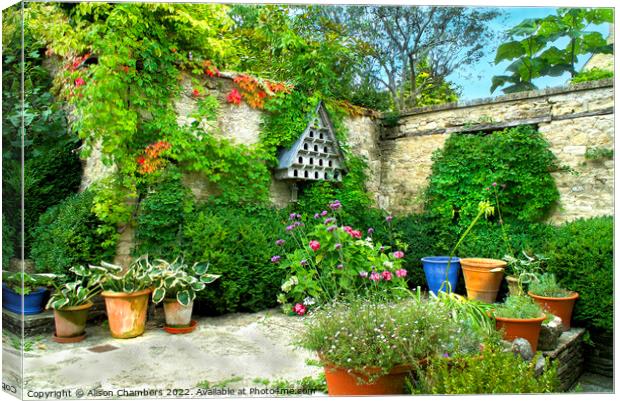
[
  {"xmin": 53, "ymin": 302, "xmax": 93, "ymax": 339},
  {"xmin": 323, "ymin": 363, "xmax": 411, "ymax": 395},
  {"xmin": 494, "ymin": 314, "xmax": 546, "ymax": 352},
  {"xmin": 460, "ymin": 258, "xmax": 506, "ymax": 303},
  {"xmin": 528, "ymin": 291, "xmax": 579, "ymax": 331},
  {"xmin": 163, "ymin": 299, "xmax": 194, "ymax": 327},
  {"xmin": 101, "ymin": 289, "xmax": 151, "ymax": 339}
]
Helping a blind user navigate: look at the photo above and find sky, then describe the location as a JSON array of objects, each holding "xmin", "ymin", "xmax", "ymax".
[{"xmin": 447, "ymin": 6, "xmax": 612, "ymax": 101}]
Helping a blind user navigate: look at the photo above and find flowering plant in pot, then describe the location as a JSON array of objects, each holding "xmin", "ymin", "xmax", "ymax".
[
  {"xmin": 151, "ymin": 257, "xmax": 220, "ymax": 333},
  {"xmin": 46, "ymin": 264, "xmax": 120, "ymax": 342},
  {"xmin": 297, "ymin": 293, "xmax": 487, "ymax": 395},
  {"xmin": 491, "ymin": 295, "xmax": 546, "ymax": 352},
  {"xmin": 274, "ymin": 200, "xmax": 409, "ymax": 315},
  {"xmin": 2, "ymin": 271, "xmax": 57, "ymax": 315},
  {"xmin": 528, "ymin": 273, "xmax": 578, "ymax": 331},
  {"xmin": 95, "ymin": 256, "xmax": 159, "ymax": 339}
]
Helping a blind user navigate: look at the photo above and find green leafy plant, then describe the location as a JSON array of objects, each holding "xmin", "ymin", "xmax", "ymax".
[
  {"xmin": 275, "ymin": 201, "xmax": 410, "ymax": 313},
  {"xmin": 584, "ymin": 146, "xmax": 613, "ymax": 161},
  {"xmin": 503, "ymin": 251, "xmax": 547, "ymax": 294},
  {"xmin": 96, "ymin": 255, "xmax": 159, "ymax": 293},
  {"xmin": 571, "ymin": 67, "xmax": 613, "ymax": 84},
  {"xmin": 425, "ymin": 125, "xmax": 560, "ymax": 228},
  {"xmin": 46, "ymin": 264, "xmax": 121, "ymax": 310},
  {"xmin": 528, "ymin": 273, "xmax": 571, "ymax": 298},
  {"xmin": 30, "ymin": 190, "xmax": 118, "ymax": 276},
  {"xmin": 2, "ymin": 271, "xmax": 57, "ymax": 295},
  {"xmin": 544, "ymin": 216, "xmax": 612, "ymax": 333},
  {"xmin": 415, "ymin": 344, "xmax": 558, "ymax": 394},
  {"xmin": 491, "ymin": 8, "xmax": 613, "ymax": 93},
  {"xmin": 151, "ymin": 257, "xmax": 220, "ymax": 306},
  {"xmin": 298, "ymin": 295, "xmax": 487, "ymax": 383},
  {"xmin": 493, "ymin": 295, "xmax": 544, "ymax": 319}
]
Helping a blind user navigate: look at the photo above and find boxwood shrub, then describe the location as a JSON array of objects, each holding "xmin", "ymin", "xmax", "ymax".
[{"xmin": 544, "ymin": 216, "xmax": 613, "ymax": 333}]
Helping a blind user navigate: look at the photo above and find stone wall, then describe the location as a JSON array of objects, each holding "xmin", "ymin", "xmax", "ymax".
[{"xmin": 379, "ymin": 79, "xmax": 614, "ymax": 223}]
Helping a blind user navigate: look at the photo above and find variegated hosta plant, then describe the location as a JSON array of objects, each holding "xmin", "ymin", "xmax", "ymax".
[
  {"xmin": 46, "ymin": 264, "xmax": 121, "ymax": 310},
  {"xmin": 151, "ymin": 257, "xmax": 220, "ymax": 306},
  {"xmin": 98, "ymin": 255, "xmax": 160, "ymax": 293}
]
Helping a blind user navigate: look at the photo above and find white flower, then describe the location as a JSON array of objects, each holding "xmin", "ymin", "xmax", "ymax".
[
  {"xmin": 303, "ymin": 296, "xmax": 316, "ymax": 306},
  {"xmin": 383, "ymin": 261, "xmax": 393, "ymax": 268}
]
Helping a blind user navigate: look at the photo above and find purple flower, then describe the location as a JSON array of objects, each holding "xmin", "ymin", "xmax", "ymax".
[
  {"xmin": 289, "ymin": 213, "xmax": 297, "ymax": 220},
  {"xmin": 321, "ymin": 210, "xmax": 328, "ymax": 217},
  {"xmin": 293, "ymin": 221, "xmax": 302, "ymax": 227},
  {"xmin": 442, "ymin": 353, "xmax": 450, "ymax": 358},
  {"xmin": 386, "ymin": 215, "xmax": 393, "ymax": 222},
  {"xmin": 327, "ymin": 225, "xmax": 337, "ymax": 232},
  {"xmin": 367, "ymin": 227, "xmax": 374, "ymax": 235},
  {"xmin": 275, "ymin": 239, "xmax": 285, "ymax": 246},
  {"xmin": 329, "ymin": 200, "xmax": 341, "ymax": 210},
  {"xmin": 286, "ymin": 225, "xmax": 294, "ymax": 231},
  {"xmin": 324, "ymin": 217, "xmax": 335, "ymax": 225},
  {"xmin": 334, "ymin": 243, "xmax": 342, "ymax": 249},
  {"xmin": 336, "ymin": 264, "xmax": 344, "ymax": 270},
  {"xmin": 296, "ymin": 213, "xmax": 302, "ymax": 219},
  {"xmin": 271, "ymin": 255, "xmax": 281, "ymax": 263},
  {"xmin": 359, "ymin": 271, "xmax": 368, "ymax": 278},
  {"xmin": 300, "ymin": 259, "xmax": 308, "ymax": 266},
  {"xmin": 314, "ymin": 213, "xmax": 320, "ymax": 219}
]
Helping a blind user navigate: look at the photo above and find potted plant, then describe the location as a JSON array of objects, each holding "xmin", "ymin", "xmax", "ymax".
[
  {"xmin": 95, "ymin": 256, "xmax": 159, "ymax": 339},
  {"xmin": 2, "ymin": 271, "xmax": 56, "ymax": 314},
  {"xmin": 298, "ymin": 293, "xmax": 486, "ymax": 395},
  {"xmin": 420, "ymin": 256, "xmax": 461, "ymax": 295},
  {"xmin": 503, "ymin": 252, "xmax": 546, "ymax": 296},
  {"xmin": 491, "ymin": 295, "xmax": 546, "ymax": 352},
  {"xmin": 46, "ymin": 264, "xmax": 120, "ymax": 343},
  {"xmin": 528, "ymin": 273, "xmax": 578, "ymax": 331},
  {"xmin": 151, "ymin": 257, "xmax": 220, "ymax": 334}
]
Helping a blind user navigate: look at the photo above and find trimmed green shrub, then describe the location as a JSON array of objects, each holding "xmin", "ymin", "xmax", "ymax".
[
  {"xmin": 425, "ymin": 125, "xmax": 560, "ymax": 228},
  {"xmin": 2, "ymin": 213, "xmax": 15, "ymax": 268},
  {"xmin": 134, "ymin": 170, "xmax": 194, "ymax": 259},
  {"xmin": 30, "ymin": 190, "xmax": 117, "ymax": 275},
  {"xmin": 545, "ymin": 216, "xmax": 613, "ymax": 333},
  {"xmin": 182, "ymin": 204, "xmax": 293, "ymax": 315},
  {"xmin": 415, "ymin": 345, "xmax": 558, "ymax": 394}
]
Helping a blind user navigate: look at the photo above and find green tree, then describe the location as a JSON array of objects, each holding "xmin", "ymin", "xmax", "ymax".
[{"xmin": 491, "ymin": 8, "xmax": 613, "ymax": 94}]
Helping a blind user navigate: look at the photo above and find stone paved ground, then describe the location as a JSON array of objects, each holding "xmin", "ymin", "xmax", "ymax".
[
  {"xmin": 571, "ymin": 372, "xmax": 614, "ymax": 393},
  {"xmin": 2, "ymin": 309, "xmax": 322, "ymax": 400}
]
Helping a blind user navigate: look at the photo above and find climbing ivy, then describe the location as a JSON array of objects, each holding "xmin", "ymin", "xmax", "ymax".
[{"xmin": 424, "ymin": 125, "xmax": 561, "ymax": 227}]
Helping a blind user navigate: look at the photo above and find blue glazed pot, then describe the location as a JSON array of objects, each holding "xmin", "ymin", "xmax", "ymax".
[
  {"xmin": 420, "ymin": 256, "xmax": 461, "ymax": 295},
  {"xmin": 2, "ymin": 283, "xmax": 48, "ymax": 315}
]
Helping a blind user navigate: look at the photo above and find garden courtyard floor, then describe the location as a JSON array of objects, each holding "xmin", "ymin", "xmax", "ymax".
[
  {"xmin": 3, "ymin": 309, "xmax": 322, "ymax": 399},
  {"xmin": 2, "ymin": 308, "xmax": 613, "ymax": 398}
]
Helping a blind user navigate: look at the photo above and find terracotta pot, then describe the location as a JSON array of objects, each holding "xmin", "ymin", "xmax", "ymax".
[
  {"xmin": 460, "ymin": 258, "xmax": 506, "ymax": 303},
  {"xmin": 323, "ymin": 363, "xmax": 411, "ymax": 395},
  {"xmin": 53, "ymin": 301, "xmax": 93, "ymax": 339},
  {"xmin": 494, "ymin": 314, "xmax": 546, "ymax": 352},
  {"xmin": 101, "ymin": 289, "xmax": 151, "ymax": 339},
  {"xmin": 528, "ymin": 291, "xmax": 579, "ymax": 331},
  {"xmin": 163, "ymin": 299, "xmax": 194, "ymax": 327}
]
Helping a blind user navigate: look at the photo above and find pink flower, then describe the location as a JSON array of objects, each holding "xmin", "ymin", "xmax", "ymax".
[
  {"xmin": 386, "ymin": 215, "xmax": 393, "ymax": 222},
  {"xmin": 393, "ymin": 251, "xmax": 405, "ymax": 259},
  {"xmin": 492, "ymin": 182, "xmax": 497, "ymax": 187},
  {"xmin": 75, "ymin": 77, "xmax": 86, "ymax": 87},
  {"xmin": 343, "ymin": 226, "xmax": 362, "ymax": 239},
  {"xmin": 382, "ymin": 271, "xmax": 393, "ymax": 281},
  {"xmin": 293, "ymin": 303, "xmax": 307, "ymax": 316},
  {"xmin": 275, "ymin": 239, "xmax": 285, "ymax": 246},
  {"xmin": 369, "ymin": 272, "xmax": 382, "ymax": 281},
  {"xmin": 309, "ymin": 240, "xmax": 321, "ymax": 251},
  {"xmin": 227, "ymin": 88, "xmax": 242, "ymax": 105},
  {"xmin": 396, "ymin": 269, "xmax": 407, "ymax": 278},
  {"xmin": 271, "ymin": 255, "xmax": 281, "ymax": 263},
  {"xmin": 359, "ymin": 271, "xmax": 368, "ymax": 278}
]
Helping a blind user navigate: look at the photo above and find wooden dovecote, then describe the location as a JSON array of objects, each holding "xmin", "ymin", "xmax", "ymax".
[{"xmin": 274, "ymin": 102, "xmax": 346, "ymax": 182}]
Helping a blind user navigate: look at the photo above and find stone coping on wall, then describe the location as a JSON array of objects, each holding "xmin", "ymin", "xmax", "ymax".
[{"xmin": 392, "ymin": 79, "xmax": 614, "ymax": 119}]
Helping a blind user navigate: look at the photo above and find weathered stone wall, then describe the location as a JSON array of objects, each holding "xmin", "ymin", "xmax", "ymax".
[{"xmin": 379, "ymin": 79, "xmax": 614, "ymax": 223}]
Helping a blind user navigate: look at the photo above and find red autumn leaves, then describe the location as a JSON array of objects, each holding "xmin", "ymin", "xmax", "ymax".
[
  {"xmin": 136, "ymin": 141, "xmax": 172, "ymax": 174},
  {"xmin": 226, "ymin": 74, "xmax": 292, "ymax": 109}
]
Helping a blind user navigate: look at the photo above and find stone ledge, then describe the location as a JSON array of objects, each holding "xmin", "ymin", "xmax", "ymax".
[{"xmin": 392, "ymin": 79, "xmax": 614, "ymax": 118}]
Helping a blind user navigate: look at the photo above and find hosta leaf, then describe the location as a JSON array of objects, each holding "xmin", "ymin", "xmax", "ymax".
[
  {"xmin": 200, "ymin": 274, "xmax": 220, "ymax": 284},
  {"xmin": 152, "ymin": 287, "xmax": 166, "ymax": 303},
  {"xmin": 193, "ymin": 262, "xmax": 209, "ymax": 275},
  {"xmin": 177, "ymin": 290, "xmax": 191, "ymax": 306},
  {"xmin": 191, "ymin": 282, "xmax": 206, "ymax": 292}
]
